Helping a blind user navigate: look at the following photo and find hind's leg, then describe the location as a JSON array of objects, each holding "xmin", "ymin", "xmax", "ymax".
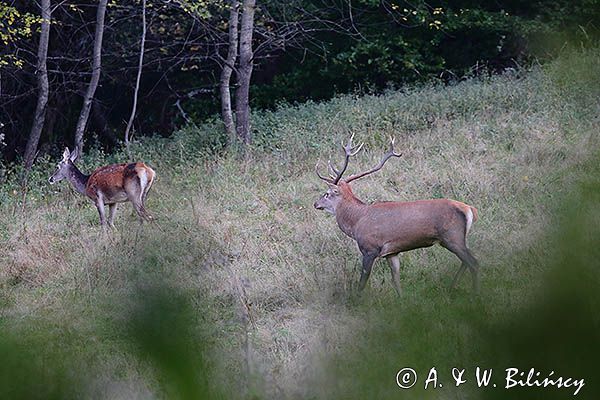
[
  {"xmin": 126, "ymin": 180, "xmax": 153, "ymax": 223},
  {"xmin": 95, "ymin": 193, "xmax": 107, "ymax": 227},
  {"xmin": 125, "ymin": 183, "xmax": 145, "ymax": 224},
  {"xmin": 142, "ymin": 176, "xmax": 153, "ymax": 204},
  {"xmin": 108, "ymin": 204, "xmax": 117, "ymax": 228},
  {"xmin": 137, "ymin": 191, "xmax": 153, "ymax": 222},
  {"xmin": 139, "ymin": 178, "xmax": 154, "ymax": 221},
  {"xmin": 141, "ymin": 170, "xmax": 155, "ymax": 208},
  {"xmin": 130, "ymin": 199, "xmax": 150, "ymax": 224}
]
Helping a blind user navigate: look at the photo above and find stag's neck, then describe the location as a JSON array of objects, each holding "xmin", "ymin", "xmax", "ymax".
[
  {"xmin": 68, "ymin": 164, "xmax": 90, "ymax": 195},
  {"xmin": 335, "ymin": 194, "xmax": 367, "ymax": 239}
]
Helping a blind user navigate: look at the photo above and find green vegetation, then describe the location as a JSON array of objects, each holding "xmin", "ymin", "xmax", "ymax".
[
  {"xmin": 3, "ymin": 0, "xmax": 599, "ymax": 157},
  {"xmin": 1, "ymin": 48, "xmax": 599, "ymax": 399},
  {"xmin": 251, "ymin": 0, "xmax": 600, "ymax": 109}
]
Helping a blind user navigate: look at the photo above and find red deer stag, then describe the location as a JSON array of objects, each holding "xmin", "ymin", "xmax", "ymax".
[
  {"xmin": 49, "ymin": 148, "xmax": 156, "ymax": 227},
  {"xmin": 314, "ymin": 136, "xmax": 480, "ymax": 294}
]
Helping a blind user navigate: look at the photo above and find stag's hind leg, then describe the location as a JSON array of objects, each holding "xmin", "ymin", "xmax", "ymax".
[
  {"xmin": 451, "ymin": 249, "xmax": 479, "ymax": 293},
  {"xmin": 451, "ymin": 263, "xmax": 467, "ymax": 289},
  {"xmin": 464, "ymin": 250, "xmax": 480, "ymax": 294},
  {"xmin": 441, "ymin": 235, "xmax": 480, "ymax": 293}
]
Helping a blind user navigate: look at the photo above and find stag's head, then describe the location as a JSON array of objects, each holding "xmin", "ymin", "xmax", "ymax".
[
  {"xmin": 313, "ymin": 183, "xmax": 344, "ymax": 214},
  {"xmin": 49, "ymin": 147, "xmax": 78, "ymax": 184},
  {"xmin": 314, "ymin": 135, "xmax": 401, "ymax": 214}
]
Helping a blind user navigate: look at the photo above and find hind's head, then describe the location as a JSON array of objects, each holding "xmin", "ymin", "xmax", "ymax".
[{"xmin": 48, "ymin": 147, "xmax": 78, "ymax": 184}]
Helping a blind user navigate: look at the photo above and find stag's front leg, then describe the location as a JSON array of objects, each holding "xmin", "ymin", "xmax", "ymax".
[
  {"xmin": 358, "ymin": 252, "xmax": 377, "ymax": 291},
  {"xmin": 387, "ymin": 254, "xmax": 402, "ymax": 296}
]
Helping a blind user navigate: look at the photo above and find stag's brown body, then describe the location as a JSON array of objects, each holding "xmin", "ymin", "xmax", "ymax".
[{"xmin": 335, "ymin": 182, "xmax": 478, "ymax": 257}]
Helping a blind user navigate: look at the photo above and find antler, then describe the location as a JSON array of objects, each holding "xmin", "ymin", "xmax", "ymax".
[
  {"xmin": 315, "ymin": 161, "xmax": 335, "ymax": 184},
  {"xmin": 315, "ymin": 133, "xmax": 364, "ymax": 184},
  {"xmin": 345, "ymin": 137, "xmax": 402, "ymax": 183}
]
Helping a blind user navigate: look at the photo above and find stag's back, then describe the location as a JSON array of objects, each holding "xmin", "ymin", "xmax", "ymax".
[{"xmin": 353, "ymin": 199, "xmax": 476, "ymax": 256}]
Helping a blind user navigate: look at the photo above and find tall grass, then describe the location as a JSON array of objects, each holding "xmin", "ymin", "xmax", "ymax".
[{"xmin": 0, "ymin": 48, "xmax": 598, "ymax": 399}]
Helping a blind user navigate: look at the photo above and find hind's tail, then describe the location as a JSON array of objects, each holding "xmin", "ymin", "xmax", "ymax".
[
  {"xmin": 132, "ymin": 164, "xmax": 155, "ymax": 222},
  {"xmin": 137, "ymin": 164, "xmax": 155, "ymax": 202}
]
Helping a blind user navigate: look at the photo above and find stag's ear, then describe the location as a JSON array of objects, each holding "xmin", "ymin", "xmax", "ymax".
[
  {"xmin": 62, "ymin": 147, "xmax": 70, "ymax": 161},
  {"xmin": 69, "ymin": 147, "xmax": 79, "ymax": 162}
]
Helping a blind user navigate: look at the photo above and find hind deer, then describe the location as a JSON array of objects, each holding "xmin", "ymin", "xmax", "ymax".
[
  {"xmin": 49, "ymin": 147, "xmax": 155, "ymax": 227},
  {"xmin": 314, "ymin": 136, "xmax": 480, "ymax": 295}
]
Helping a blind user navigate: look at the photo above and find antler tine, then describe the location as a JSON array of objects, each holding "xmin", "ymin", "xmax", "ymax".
[
  {"xmin": 327, "ymin": 133, "xmax": 364, "ymax": 184},
  {"xmin": 341, "ymin": 132, "xmax": 355, "ymax": 150},
  {"xmin": 315, "ymin": 161, "xmax": 335, "ymax": 184},
  {"xmin": 328, "ymin": 160, "xmax": 340, "ymax": 177},
  {"xmin": 388, "ymin": 136, "xmax": 401, "ymax": 157},
  {"xmin": 345, "ymin": 136, "xmax": 402, "ymax": 183},
  {"xmin": 349, "ymin": 141, "xmax": 364, "ymax": 156},
  {"xmin": 341, "ymin": 132, "xmax": 364, "ymax": 156}
]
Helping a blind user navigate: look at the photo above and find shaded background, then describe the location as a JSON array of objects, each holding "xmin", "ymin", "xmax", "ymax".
[{"xmin": 1, "ymin": 0, "xmax": 598, "ymax": 162}]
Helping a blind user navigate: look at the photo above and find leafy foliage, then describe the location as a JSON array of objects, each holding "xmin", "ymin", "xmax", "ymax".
[
  {"xmin": 251, "ymin": 0, "xmax": 599, "ymax": 109},
  {"xmin": 1, "ymin": 0, "xmax": 598, "ymax": 163},
  {"xmin": 0, "ymin": 2, "xmax": 41, "ymax": 67}
]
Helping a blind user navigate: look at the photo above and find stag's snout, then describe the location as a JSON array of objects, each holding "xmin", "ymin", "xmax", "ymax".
[
  {"xmin": 48, "ymin": 176, "xmax": 55, "ymax": 184},
  {"xmin": 313, "ymin": 200, "xmax": 324, "ymax": 210}
]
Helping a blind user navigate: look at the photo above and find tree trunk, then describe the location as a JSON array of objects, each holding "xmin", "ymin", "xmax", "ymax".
[
  {"xmin": 124, "ymin": 0, "xmax": 147, "ymax": 160},
  {"xmin": 23, "ymin": 0, "xmax": 51, "ymax": 173},
  {"xmin": 235, "ymin": 0, "xmax": 256, "ymax": 145},
  {"xmin": 92, "ymin": 99, "xmax": 118, "ymax": 146},
  {"xmin": 220, "ymin": 0, "xmax": 239, "ymax": 144},
  {"xmin": 73, "ymin": 0, "xmax": 108, "ymax": 157}
]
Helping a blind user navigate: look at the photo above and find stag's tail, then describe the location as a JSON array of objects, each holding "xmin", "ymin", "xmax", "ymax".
[{"xmin": 465, "ymin": 206, "xmax": 478, "ymax": 237}]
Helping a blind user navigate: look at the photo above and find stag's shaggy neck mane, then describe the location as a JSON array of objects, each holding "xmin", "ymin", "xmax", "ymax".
[
  {"xmin": 67, "ymin": 163, "xmax": 90, "ymax": 195},
  {"xmin": 335, "ymin": 181, "xmax": 366, "ymax": 238}
]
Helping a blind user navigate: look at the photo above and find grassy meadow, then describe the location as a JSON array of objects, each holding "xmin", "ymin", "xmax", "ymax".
[{"xmin": 1, "ymin": 49, "xmax": 599, "ymax": 399}]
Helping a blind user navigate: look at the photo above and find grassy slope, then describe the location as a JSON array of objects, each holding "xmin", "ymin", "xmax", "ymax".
[{"xmin": 0, "ymin": 49, "xmax": 598, "ymax": 399}]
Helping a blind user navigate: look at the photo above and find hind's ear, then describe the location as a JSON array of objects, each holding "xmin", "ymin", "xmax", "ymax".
[
  {"xmin": 69, "ymin": 147, "xmax": 79, "ymax": 162},
  {"xmin": 62, "ymin": 147, "xmax": 70, "ymax": 161}
]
